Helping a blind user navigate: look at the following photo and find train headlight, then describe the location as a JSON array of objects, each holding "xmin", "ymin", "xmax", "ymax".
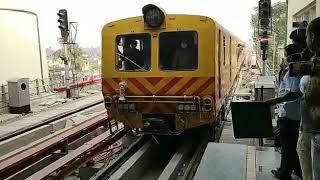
[
  {"xmin": 178, "ymin": 104, "xmax": 184, "ymax": 111},
  {"xmin": 178, "ymin": 103, "xmax": 198, "ymax": 113},
  {"xmin": 129, "ymin": 103, "xmax": 136, "ymax": 112},
  {"xmin": 142, "ymin": 4, "xmax": 165, "ymax": 28},
  {"xmin": 104, "ymin": 96, "xmax": 113, "ymax": 109},
  {"xmin": 191, "ymin": 104, "xmax": 197, "ymax": 111},
  {"xmin": 202, "ymin": 96, "xmax": 213, "ymax": 112},
  {"xmin": 184, "ymin": 104, "xmax": 191, "ymax": 111},
  {"xmin": 118, "ymin": 102, "xmax": 136, "ymax": 113},
  {"xmin": 123, "ymin": 103, "xmax": 129, "ymax": 110}
]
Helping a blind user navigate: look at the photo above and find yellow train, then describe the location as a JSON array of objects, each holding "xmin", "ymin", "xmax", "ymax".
[{"xmin": 101, "ymin": 4, "xmax": 246, "ymax": 136}]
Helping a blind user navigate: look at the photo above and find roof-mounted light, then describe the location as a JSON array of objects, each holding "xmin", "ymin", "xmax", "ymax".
[{"xmin": 142, "ymin": 4, "xmax": 165, "ymax": 28}]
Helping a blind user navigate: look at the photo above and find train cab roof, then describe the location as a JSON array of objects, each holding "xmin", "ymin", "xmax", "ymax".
[{"xmin": 102, "ymin": 15, "xmax": 216, "ymax": 34}]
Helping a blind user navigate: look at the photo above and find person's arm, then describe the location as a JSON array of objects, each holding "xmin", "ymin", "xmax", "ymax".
[
  {"xmin": 265, "ymin": 74, "xmax": 303, "ymax": 106},
  {"xmin": 264, "ymin": 91, "xmax": 302, "ymax": 106}
]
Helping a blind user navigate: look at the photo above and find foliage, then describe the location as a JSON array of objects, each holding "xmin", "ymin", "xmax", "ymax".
[
  {"xmin": 250, "ymin": 2, "xmax": 287, "ymax": 74},
  {"xmin": 69, "ymin": 44, "xmax": 88, "ymax": 72},
  {"xmin": 50, "ymin": 44, "xmax": 88, "ymax": 72}
]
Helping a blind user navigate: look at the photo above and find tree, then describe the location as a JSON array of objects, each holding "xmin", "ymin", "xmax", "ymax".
[
  {"xmin": 251, "ymin": 2, "xmax": 287, "ymax": 74},
  {"xmin": 50, "ymin": 44, "xmax": 87, "ymax": 72}
]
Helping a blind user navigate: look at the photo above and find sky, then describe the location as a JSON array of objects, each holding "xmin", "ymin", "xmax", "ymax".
[{"xmin": 1, "ymin": 0, "xmax": 285, "ymax": 49}]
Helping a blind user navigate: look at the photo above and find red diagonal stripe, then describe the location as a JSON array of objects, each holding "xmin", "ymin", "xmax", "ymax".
[
  {"xmin": 128, "ymin": 78, "xmax": 153, "ymax": 95},
  {"xmin": 156, "ymin": 77, "xmax": 183, "ymax": 95},
  {"xmin": 112, "ymin": 78, "xmax": 121, "ymax": 83},
  {"xmin": 145, "ymin": 77, "xmax": 163, "ymax": 86},
  {"xmin": 102, "ymin": 79, "xmax": 116, "ymax": 95},
  {"xmin": 194, "ymin": 77, "xmax": 215, "ymax": 95},
  {"xmin": 175, "ymin": 77, "xmax": 199, "ymax": 95}
]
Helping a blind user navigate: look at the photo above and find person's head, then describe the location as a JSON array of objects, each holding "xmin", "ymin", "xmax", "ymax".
[
  {"xmin": 285, "ymin": 44, "xmax": 303, "ymax": 64},
  {"xmin": 284, "ymin": 44, "xmax": 302, "ymax": 57},
  {"xmin": 129, "ymin": 40, "xmax": 137, "ymax": 48},
  {"xmin": 307, "ymin": 17, "xmax": 320, "ymax": 53},
  {"xmin": 290, "ymin": 28, "xmax": 307, "ymax": 47},
  {"xmin": 180, "ymin": 40, "xmax": 188, "ymax": 48}
]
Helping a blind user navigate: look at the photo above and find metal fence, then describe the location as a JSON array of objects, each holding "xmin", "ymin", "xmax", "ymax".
[{"xmin": 0, "ymin": 75, "xmax": 101, "ymax": 113}]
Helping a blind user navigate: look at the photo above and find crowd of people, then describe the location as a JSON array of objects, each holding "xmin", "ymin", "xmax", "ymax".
[{"xmin": 265, "ymin": 17, "xmax": 320, "ymax": 180}]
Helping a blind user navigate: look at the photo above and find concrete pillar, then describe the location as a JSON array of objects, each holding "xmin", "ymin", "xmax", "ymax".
[
  {"xmin": 36, "ymin": 79, "xmax": 40, "ymax": 95},
  {"xmin": 317, "ymin": 0, "xmax": 320, "ymax": 16},
  {"xmin": 1, "ymin": 84, "xmax": 6, "ymax": 105},
  {"xmin": 41, "ymin": 79, "xmax": 46, "ymax": 92}
]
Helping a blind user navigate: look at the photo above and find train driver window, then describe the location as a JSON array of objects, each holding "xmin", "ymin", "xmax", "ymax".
[
  {"xmin": 116, "ymin": 34, "xmax": 151, "ymax": 71},
  {"xmin": 159, "ymin": 31, "xmax": 198, "ymax": 71}
]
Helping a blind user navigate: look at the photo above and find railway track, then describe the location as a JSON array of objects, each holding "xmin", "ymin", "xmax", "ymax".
[
  {"xmin": 0, "ymin": 105, "xmax": 227, "ymax": 180},
  {"xmin": 0, "ymin": 120, "xmax": 225, "ymax": 180},
  {"xmin": 90, "ymin": 128, "xmax": 213, "ymax": 180},
  {"xmin": 0, "ymin": 111, "xmax": 115, "ymax": 179},
  {"xmin": 0, "ymin": 99, "xmax": 103, "ymax": 142}
]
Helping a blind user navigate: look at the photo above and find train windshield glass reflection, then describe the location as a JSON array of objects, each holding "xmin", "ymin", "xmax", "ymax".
[
  {"xmin": 116, "ymin": 34, "xmax": 151, "ymax": 71},
  {"xmin": 159, "ymin": 31, "xmax": 198, "ymax": 71}
]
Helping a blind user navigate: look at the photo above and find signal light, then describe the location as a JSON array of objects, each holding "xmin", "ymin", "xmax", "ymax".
[
  {"xmin": 259, "ymin": 0, "xmax": 271, "ymax": 30},
  {"xmin": 57, "ymin": 9, "xmax": 69, "ymax": 43},
  {"xmin": 260, "ymin": 37, "xmax": 269, "ymax": 51},
  {"xmin": 142, "ymin": 4, "xmax": 165, "ymax": 28}
]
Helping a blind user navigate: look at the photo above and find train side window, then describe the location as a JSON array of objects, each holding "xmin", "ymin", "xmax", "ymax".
[
  {"xmin": 115, "ymin": 33, "xmax": 151, "ymax": 71},
  {"xmin": 159, "ymin": 31, "xmax": 198, "ymax": 71}
]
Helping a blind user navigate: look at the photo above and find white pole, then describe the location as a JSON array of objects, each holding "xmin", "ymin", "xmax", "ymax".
[
  {"xmin": 263, "ymin": 60, "xmax": 266, "ymax": 76},
  {"xmin": 272, "ymin": 35, "xmax": 277, "ymax": 75}
]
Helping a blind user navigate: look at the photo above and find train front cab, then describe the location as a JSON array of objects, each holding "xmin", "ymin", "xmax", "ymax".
[{"xmin": 101, "ymin": 7, "xmax": 244, "ymax": 135}]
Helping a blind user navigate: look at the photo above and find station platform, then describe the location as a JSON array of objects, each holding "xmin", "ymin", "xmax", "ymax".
[
  {"xmin": 195, "ymin": 67, "xmax": 302, "ymax": 180},
  {"xmin": 194, "ymin": 143, "xmax": 302, "ymax": 180}
]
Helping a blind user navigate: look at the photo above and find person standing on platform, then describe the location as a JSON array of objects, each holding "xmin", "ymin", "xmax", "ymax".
[
  {"xmin": 303, "ymin": 17, "xmax": 320, "ymax": 180},
  {"xmin": 289, "ymin": 18, "xmax": 320, "ymax": 180},
  {"xmin": 265, "ymin": 43, "xmax": 304, "ymax": 180},
  {"xmin": 295, "ymin": 47, "xmax": 314, "ymax": 180}
]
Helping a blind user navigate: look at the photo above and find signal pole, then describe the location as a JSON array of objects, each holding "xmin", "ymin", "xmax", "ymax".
[
  {"xmin": 258, "ymin": 0, "xmax": 272, "ymax": 76},
  {"xmin": 57, "ymin": 9, "xmax": 71, "ymax": 98}
]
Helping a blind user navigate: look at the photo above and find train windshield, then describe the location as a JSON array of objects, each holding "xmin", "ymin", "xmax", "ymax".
[
  {"xmin": 159, "ymin": 31, "xmax": 198, "ymax": 71},
  {"xmin": 116, "ymin": 34, "xmax": 151, "ymax": 71}
]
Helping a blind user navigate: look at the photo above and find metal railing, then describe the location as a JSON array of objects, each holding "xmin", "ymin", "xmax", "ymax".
[{"xmin": 0, "ymin": 75, "xmax": 101, "ymax": 113}]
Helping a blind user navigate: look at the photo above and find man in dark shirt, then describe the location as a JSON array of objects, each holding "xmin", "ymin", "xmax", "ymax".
[
  {"xmin": 172, "ymin": 39, "xmax": 196, "ymax": 70},
  {"xmin": 123, "ymin": 40, "xmax": 144, "ymax": 70}
]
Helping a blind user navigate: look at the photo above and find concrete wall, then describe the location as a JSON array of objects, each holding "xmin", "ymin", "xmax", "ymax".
[
  {"xmin": 0, "ymin": 8, "xmax": 48, "ymax": 85},
  {"xmin": 287, "ymin": 0, "xmax": 318, "ymax": 44}
]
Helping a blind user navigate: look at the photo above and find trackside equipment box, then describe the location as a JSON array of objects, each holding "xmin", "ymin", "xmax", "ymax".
[
  {"xmin": 231, "ymin": 101, "xmax": 273, "ymax": 138},
  {"xmin": 7, "ymin": 78, "xmax": 31, "ymax": 114}
]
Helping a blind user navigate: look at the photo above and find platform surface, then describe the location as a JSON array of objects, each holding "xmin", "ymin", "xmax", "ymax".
[{"xmin": 194, "ymin": 143, "xmax": 247, "ymax": 180}]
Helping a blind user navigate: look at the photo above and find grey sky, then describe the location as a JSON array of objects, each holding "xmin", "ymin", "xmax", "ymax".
[{"xmin": 1, "ymin": 0, "xmax": 284, "ymax": 49}]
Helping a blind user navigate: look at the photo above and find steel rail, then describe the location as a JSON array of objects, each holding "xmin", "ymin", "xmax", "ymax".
[
  {"xmin": 27, "ymin": 124, "xmax": 125, "ymax": 179},
  {"xmin": 0, "ymin": 112, "xmax": 108, "ymax": 179},
  {"xmin": 0, "ymin": 99, "xmax": 103, "ymax": 142},
  {"xmin": 90, "ymin": 136, "xmax": 148, "ymax": 180}
]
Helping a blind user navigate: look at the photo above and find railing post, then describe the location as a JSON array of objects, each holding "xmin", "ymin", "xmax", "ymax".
[
  {"xmin": 259, "ymin": 85, "xmax": 264, "ymax": 146},
  {"xmin": 36, "ymin": 79, "xmax": 40, "ymax": 95},
  {"xmin": 42, "ymin": 79, "xmax": 47, "ymax": 93},
  {"xmin": 1, "ymin": 84, "xmax": 6, "ymax": 105}
]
